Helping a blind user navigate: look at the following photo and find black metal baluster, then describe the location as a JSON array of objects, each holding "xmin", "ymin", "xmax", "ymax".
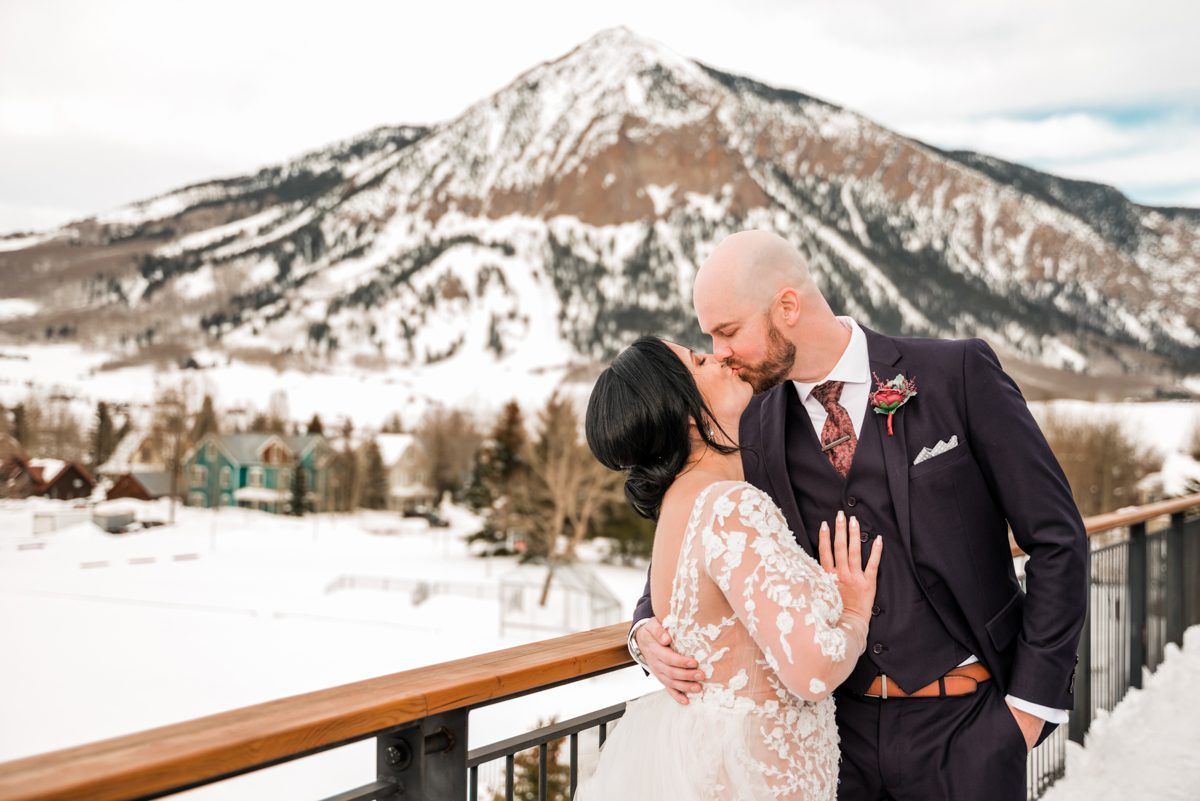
[
  {"xmin": 1129, "ymin": 522, "xmax": 1147, "ymax": 690},
  {"xmin": 538, "ymin": 744, "xmax": 548, "ymax": 801},
  {"xmin": 1167, "ymin": 512, "xmax": 1185, "ymax": 647},
  {"xmin": 506, "ymin": 754, "xmax": 515, "ymax": 801},
  {"xmin": 570, "ymin": 732, "xmax": 579, "ymax": 795}
]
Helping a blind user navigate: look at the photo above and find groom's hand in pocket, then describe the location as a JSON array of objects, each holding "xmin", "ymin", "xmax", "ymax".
[
  {"xmin": 1006, "ymin": 703, "xmax": 1042, "ymax": 753},
  {"xmin": 636, "ymin": 618, "xmax": 704, "ymax": 705}
]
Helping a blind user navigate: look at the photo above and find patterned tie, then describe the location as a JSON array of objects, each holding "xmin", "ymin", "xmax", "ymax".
[{"xmin": 811, "ymin": 380, "xmax": 858, "ymax": 477}]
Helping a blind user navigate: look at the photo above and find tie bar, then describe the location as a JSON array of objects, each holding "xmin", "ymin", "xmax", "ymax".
[{"xmin": 822, "ymin": 434, "xmax": 851, "ymax": 453}]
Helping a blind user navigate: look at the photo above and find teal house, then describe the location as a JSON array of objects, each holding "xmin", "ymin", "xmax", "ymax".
[{"xmin": 182, "ymin": 433, "xmax": 332, "ymax": 513}]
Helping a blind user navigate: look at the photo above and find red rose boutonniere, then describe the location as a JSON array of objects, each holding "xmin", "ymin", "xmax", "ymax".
[{"xmin": 871, "ymin": 372, "xmax": 917, "ymax": 436}]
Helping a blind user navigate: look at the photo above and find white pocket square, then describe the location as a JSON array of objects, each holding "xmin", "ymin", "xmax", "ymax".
[{"xmin": 913, "ymin": 435, "xmax": 959, "ymax": 466}]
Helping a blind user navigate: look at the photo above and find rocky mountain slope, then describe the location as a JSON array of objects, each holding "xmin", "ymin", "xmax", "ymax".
[{"xmin": 2, "ymin": 27, "xmax": 1197, "ymax": 400}]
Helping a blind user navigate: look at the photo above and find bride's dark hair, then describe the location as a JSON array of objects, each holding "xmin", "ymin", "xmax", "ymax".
[{"xmin": 585, "ymin": 336, "xmax": 739, "ymax": 520}]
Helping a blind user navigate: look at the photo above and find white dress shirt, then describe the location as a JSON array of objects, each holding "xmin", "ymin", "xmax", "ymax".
[{"xmin": 630, "ymin": 316, "xmax": 1065, "ymax": 724}]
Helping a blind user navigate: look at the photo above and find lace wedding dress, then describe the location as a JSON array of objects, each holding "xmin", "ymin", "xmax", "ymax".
[{"xmin": 574, "ymin": 481, "xmax": 868, "ymax": 801}]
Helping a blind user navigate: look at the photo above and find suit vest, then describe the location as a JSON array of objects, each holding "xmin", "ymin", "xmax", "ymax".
[{"xmin": 784, "ymin": 384, "xmax": 970, "ymax": 693}]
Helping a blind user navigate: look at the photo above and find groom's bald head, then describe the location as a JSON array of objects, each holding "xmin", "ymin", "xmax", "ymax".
[
  {"xmin": 693, "ymin": 230, "xmax": 821, "ymax": 332},
  {"xmin": 692, "ymin": 230, "xmax": 843, "ymax": 390}
]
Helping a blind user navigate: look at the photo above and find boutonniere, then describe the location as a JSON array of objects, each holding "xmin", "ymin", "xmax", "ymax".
[{"xmin": 871, "ymin": 372, "xmax": 917, "ymax": 436}]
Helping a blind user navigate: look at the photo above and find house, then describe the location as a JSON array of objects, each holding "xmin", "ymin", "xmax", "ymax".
[
  {"xmin": 106, "ymin": 470, "xmax": 175, "ymax": 502},
  {"xmin": 27, "ymin": 459, "xmax": 96, "ymax": 501},
  {"xmin": 98, "ymin": 426, "xmax": 168, "ymax": 478},
  {"xmin": 0, "ymin": 454, "xmax": 40, "ymax": 499},
  {"xmin": 375, "ymin": 433, "xmax": 435, "ymax": 512},
  {"xmin": 183, "ymin": 432, "xmax": 332, "ymax": 513}
]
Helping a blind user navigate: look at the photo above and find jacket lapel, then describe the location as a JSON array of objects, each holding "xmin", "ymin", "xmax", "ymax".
[
  {"xmin": 757, "ymin": 384, "xmax": 810, "ymax": 553},
  {"xmin": 863, "ymin": 327, "xmax": 913, "ymax": 555}
]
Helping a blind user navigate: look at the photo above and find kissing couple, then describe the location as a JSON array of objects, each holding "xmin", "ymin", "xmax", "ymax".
[{"xmin": 574, "ymin": 230, "xmax": 1088, "ymax": 801}]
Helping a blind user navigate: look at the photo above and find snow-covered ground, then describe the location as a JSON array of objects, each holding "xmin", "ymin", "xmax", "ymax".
[
  {"xmin": 0, "ymin": 341, "xmax": 580, "ymax": 431},
  {"xmin": 0, "ymin": 498, "xmax": 658, "ymax": 799},
  {"xmin": 1042, "ymin": 626, "xmax": 1200, "ymax": 801}
]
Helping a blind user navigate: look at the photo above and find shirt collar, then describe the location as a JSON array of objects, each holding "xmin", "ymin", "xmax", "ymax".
[{"xmin": 791, "ymin": 317, "xmax": 870, "ymax": 402}]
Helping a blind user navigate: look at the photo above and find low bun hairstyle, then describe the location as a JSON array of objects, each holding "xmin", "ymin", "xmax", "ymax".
[{"xmin": 585, "ymin": 336, "xmax": 738, "ymax": 520}]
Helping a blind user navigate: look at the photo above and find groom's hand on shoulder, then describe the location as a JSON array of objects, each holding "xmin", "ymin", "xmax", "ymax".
[{"xmin": 636, "ymin": 618, "xmax": 704, "ymax": 705}]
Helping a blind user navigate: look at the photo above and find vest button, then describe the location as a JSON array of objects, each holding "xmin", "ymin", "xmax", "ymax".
[
  {"xmin": 846, "ymin": 496, "xmax": 858, "ymax": 507},
  {"xmin": 860, "ymin": 531, "xmax": 869, "ymax": 542},
  {"xmin": 872, "ymin": 643, "xmax": 884, "ymax": 654},
  {"xmin": 872, "ymin": 606, "xmax": 881, "ymax": 616}
]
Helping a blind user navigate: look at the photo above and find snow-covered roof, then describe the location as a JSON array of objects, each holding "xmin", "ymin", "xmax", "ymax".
[
  {"xmin": 28, "ymin": 458, "xmax": 66, "ymax": 483},
  {"xmin": 98, "ymin": 428, "xmax": 154, "ymax": 475},
  {"xmin": 233, "ymin": 487, "xmax": 289, "ymax": 503},
  {"xmin": 199, "ymin": 433, "xmax": 328, "ymax": 466},
  {"xmin": 129, "ymin": 470, "xmax": 174, "ymax": 498},
  {"xmin": 376, "ymin": 433, "xmax": 420, "ymax": 466},
  {"xmin": 390, "ymin": 483, "xmax": 435, "ymax": 500}
]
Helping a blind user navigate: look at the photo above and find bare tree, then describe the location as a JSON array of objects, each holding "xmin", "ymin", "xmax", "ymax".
[
  {"xmin": 518, "ymin": 392, "xmax": 622, "ymax": 604},
  {"xmin": 1040, "ymin": 410, "xmax": 1159, "ymax": 516},
  {"xmin": 415, "ymin": 406, "xmax": 483, "ymax": 499},
  {"xmin": 155, "ymin": 384, "xmax": 191, "ymax": 525}
]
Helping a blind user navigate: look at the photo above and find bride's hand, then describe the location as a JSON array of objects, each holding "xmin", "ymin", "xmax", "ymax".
[{"xmin": 818, "ymin": 511, "xmax": 882, "ymax": 624}]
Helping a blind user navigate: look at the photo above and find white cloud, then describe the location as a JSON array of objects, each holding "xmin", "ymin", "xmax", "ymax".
[
  {"xmin": 899, "ymin": 112, "xmax": 1200, "ymax": 206},
  {"xmin": 902, "ymin": 114, "xmax": 1136, "ymax": 163}
]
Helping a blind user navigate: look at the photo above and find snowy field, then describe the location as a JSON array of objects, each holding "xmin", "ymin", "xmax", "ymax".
[
  {"xmin": 3, "ymin": 497, "xmax": 1199, "ymax": 799},
  {"xmin": 1042, "ymin": 627, "xmax": 1200, "ymax": 801},
  {"xmin": 0, "ymin": 498, "xmax": 658, "ymax": 799}
]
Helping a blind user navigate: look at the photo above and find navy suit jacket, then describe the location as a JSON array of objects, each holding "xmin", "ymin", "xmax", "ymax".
[{"xmin": 632, "ymin": 328, "xmax": 1088, "ymax": 710}]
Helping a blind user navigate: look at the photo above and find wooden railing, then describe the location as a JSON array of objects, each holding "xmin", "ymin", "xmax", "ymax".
[{"xmin": 1, "ymin": 494, "xmax": 1198, "ymax": 801}]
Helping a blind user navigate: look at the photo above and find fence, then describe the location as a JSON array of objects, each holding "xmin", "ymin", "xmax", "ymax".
[{"xmin": 0, "ymin": 494, "xmax": 1197, "ymax": 801}]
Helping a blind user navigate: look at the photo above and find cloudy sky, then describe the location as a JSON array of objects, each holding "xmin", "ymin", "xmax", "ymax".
[{"xmin": 1, "ymin": 0, "xmax": 1197, "ymax": 233}]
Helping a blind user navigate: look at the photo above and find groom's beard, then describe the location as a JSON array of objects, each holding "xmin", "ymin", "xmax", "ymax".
[{"xmin": 733, "ymin": 321, "xmax": 796, "ymax": 394}]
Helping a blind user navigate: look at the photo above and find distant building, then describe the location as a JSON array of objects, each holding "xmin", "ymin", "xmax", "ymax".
[
  {"xmin": 2, "ymin": 458, "xmax": 98, "ymax": 501},
  {"xmin": 375, "ymin": 433, "xmax": 435, "ymax": 512},
  {"xmin": 0, "ymin": 454, "xmax": 40, "ymax": 499},
  {"xmin": 98, "ymin": 426, "xmax": 168, "ymax": 478},
  {"xmin": 182, "ymin": 433, "xmax": 332, "ymax": 513},
  {"xmin": 106, "ymin": 470, "xmax": 175, "ymax": 502}
]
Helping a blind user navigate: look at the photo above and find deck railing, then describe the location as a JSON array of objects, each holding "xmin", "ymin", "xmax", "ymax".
[{"xmin": 1, "ymin": 494, "xmax": 1198, "ymax": 801}]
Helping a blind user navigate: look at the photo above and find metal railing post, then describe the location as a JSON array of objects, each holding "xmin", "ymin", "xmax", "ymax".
[
  {"xmin": 1166, "ymin": 512, "xmax": 1185, "ymax": 647},
  {"xmin": 378, "ymin": 710, "xmax": 469, "ymax": 801},
  {"xmin": 1128, "ymin": 522, "xmax": 1147, "ymax": 690},
  {"xmin": 1069, "ymin": 555, "xmax": 1092, "ymax": 745}
]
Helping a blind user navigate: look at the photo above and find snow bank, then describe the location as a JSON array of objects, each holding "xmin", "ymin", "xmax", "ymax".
[{"xmin": 1042, "ymin": 626, "xmax": 1200, "ymax": 801}]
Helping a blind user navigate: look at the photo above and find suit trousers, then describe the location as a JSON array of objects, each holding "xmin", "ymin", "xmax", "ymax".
[{"xmin": 835, "ymin": 680, "xmax": 1027, "ymax": 801}]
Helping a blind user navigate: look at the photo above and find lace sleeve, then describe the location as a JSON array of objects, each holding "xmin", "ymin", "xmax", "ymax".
[{"xmin": 701, "ymin": 484, "xmax": 868, "ymax": 701}]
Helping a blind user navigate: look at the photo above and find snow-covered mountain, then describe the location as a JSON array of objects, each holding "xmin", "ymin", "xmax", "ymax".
[{"xmin": 2, "ymin": 27, "xmax": 1198, "ymax": 402}]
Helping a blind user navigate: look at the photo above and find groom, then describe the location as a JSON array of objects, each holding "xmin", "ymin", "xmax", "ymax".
[{"xmin": 629, "ymin": 230, "xmax": 1088, "ymax": 800}]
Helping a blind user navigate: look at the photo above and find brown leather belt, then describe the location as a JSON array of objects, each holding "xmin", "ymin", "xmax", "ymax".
[{"xmin": 863, "ymin": 663, "xmax": 992, "ymax": 699}]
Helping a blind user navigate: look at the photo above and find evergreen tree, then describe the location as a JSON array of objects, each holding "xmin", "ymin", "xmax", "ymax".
[
  {"xmin": 288, "ymin": 457, "xmax": 308, "ymax": 516},
  {"xmin": 306, "ymin": 413, "xmax": 324, "ymax": 436},
  {"xmin": 488, "ymin": 720, "xmax": 570, "ymax": 801},
  {"xmin": 11, "ymin": 403, "xmax": 28, "ymax": 448},
  {"xmin": 360, "ymin": 439, "xmax": 388, "ymax": 510},
  {"xmin": 468, "ymin": 401, "xmax": 529, "ymax": 544},
  {"xmin": 90, "ymin": 401, "xmax": 117, "ymax": 470},
  {"xmin": 191, "ymin": 394, "xmax": 220, "ymax": 441},
  {"xmin": 594, "ymin": 498, "xmax": 655, "ymax": 564}
]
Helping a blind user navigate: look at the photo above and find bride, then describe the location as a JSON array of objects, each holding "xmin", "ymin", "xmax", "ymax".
[{"xmin": 576, "ymin": 336, "xmax": 883, "ymax": 801}]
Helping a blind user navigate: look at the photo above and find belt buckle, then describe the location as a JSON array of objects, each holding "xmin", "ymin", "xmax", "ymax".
[{"xmin": 865, "ymin": 674, "xmax": 889, "ymax": 699}]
